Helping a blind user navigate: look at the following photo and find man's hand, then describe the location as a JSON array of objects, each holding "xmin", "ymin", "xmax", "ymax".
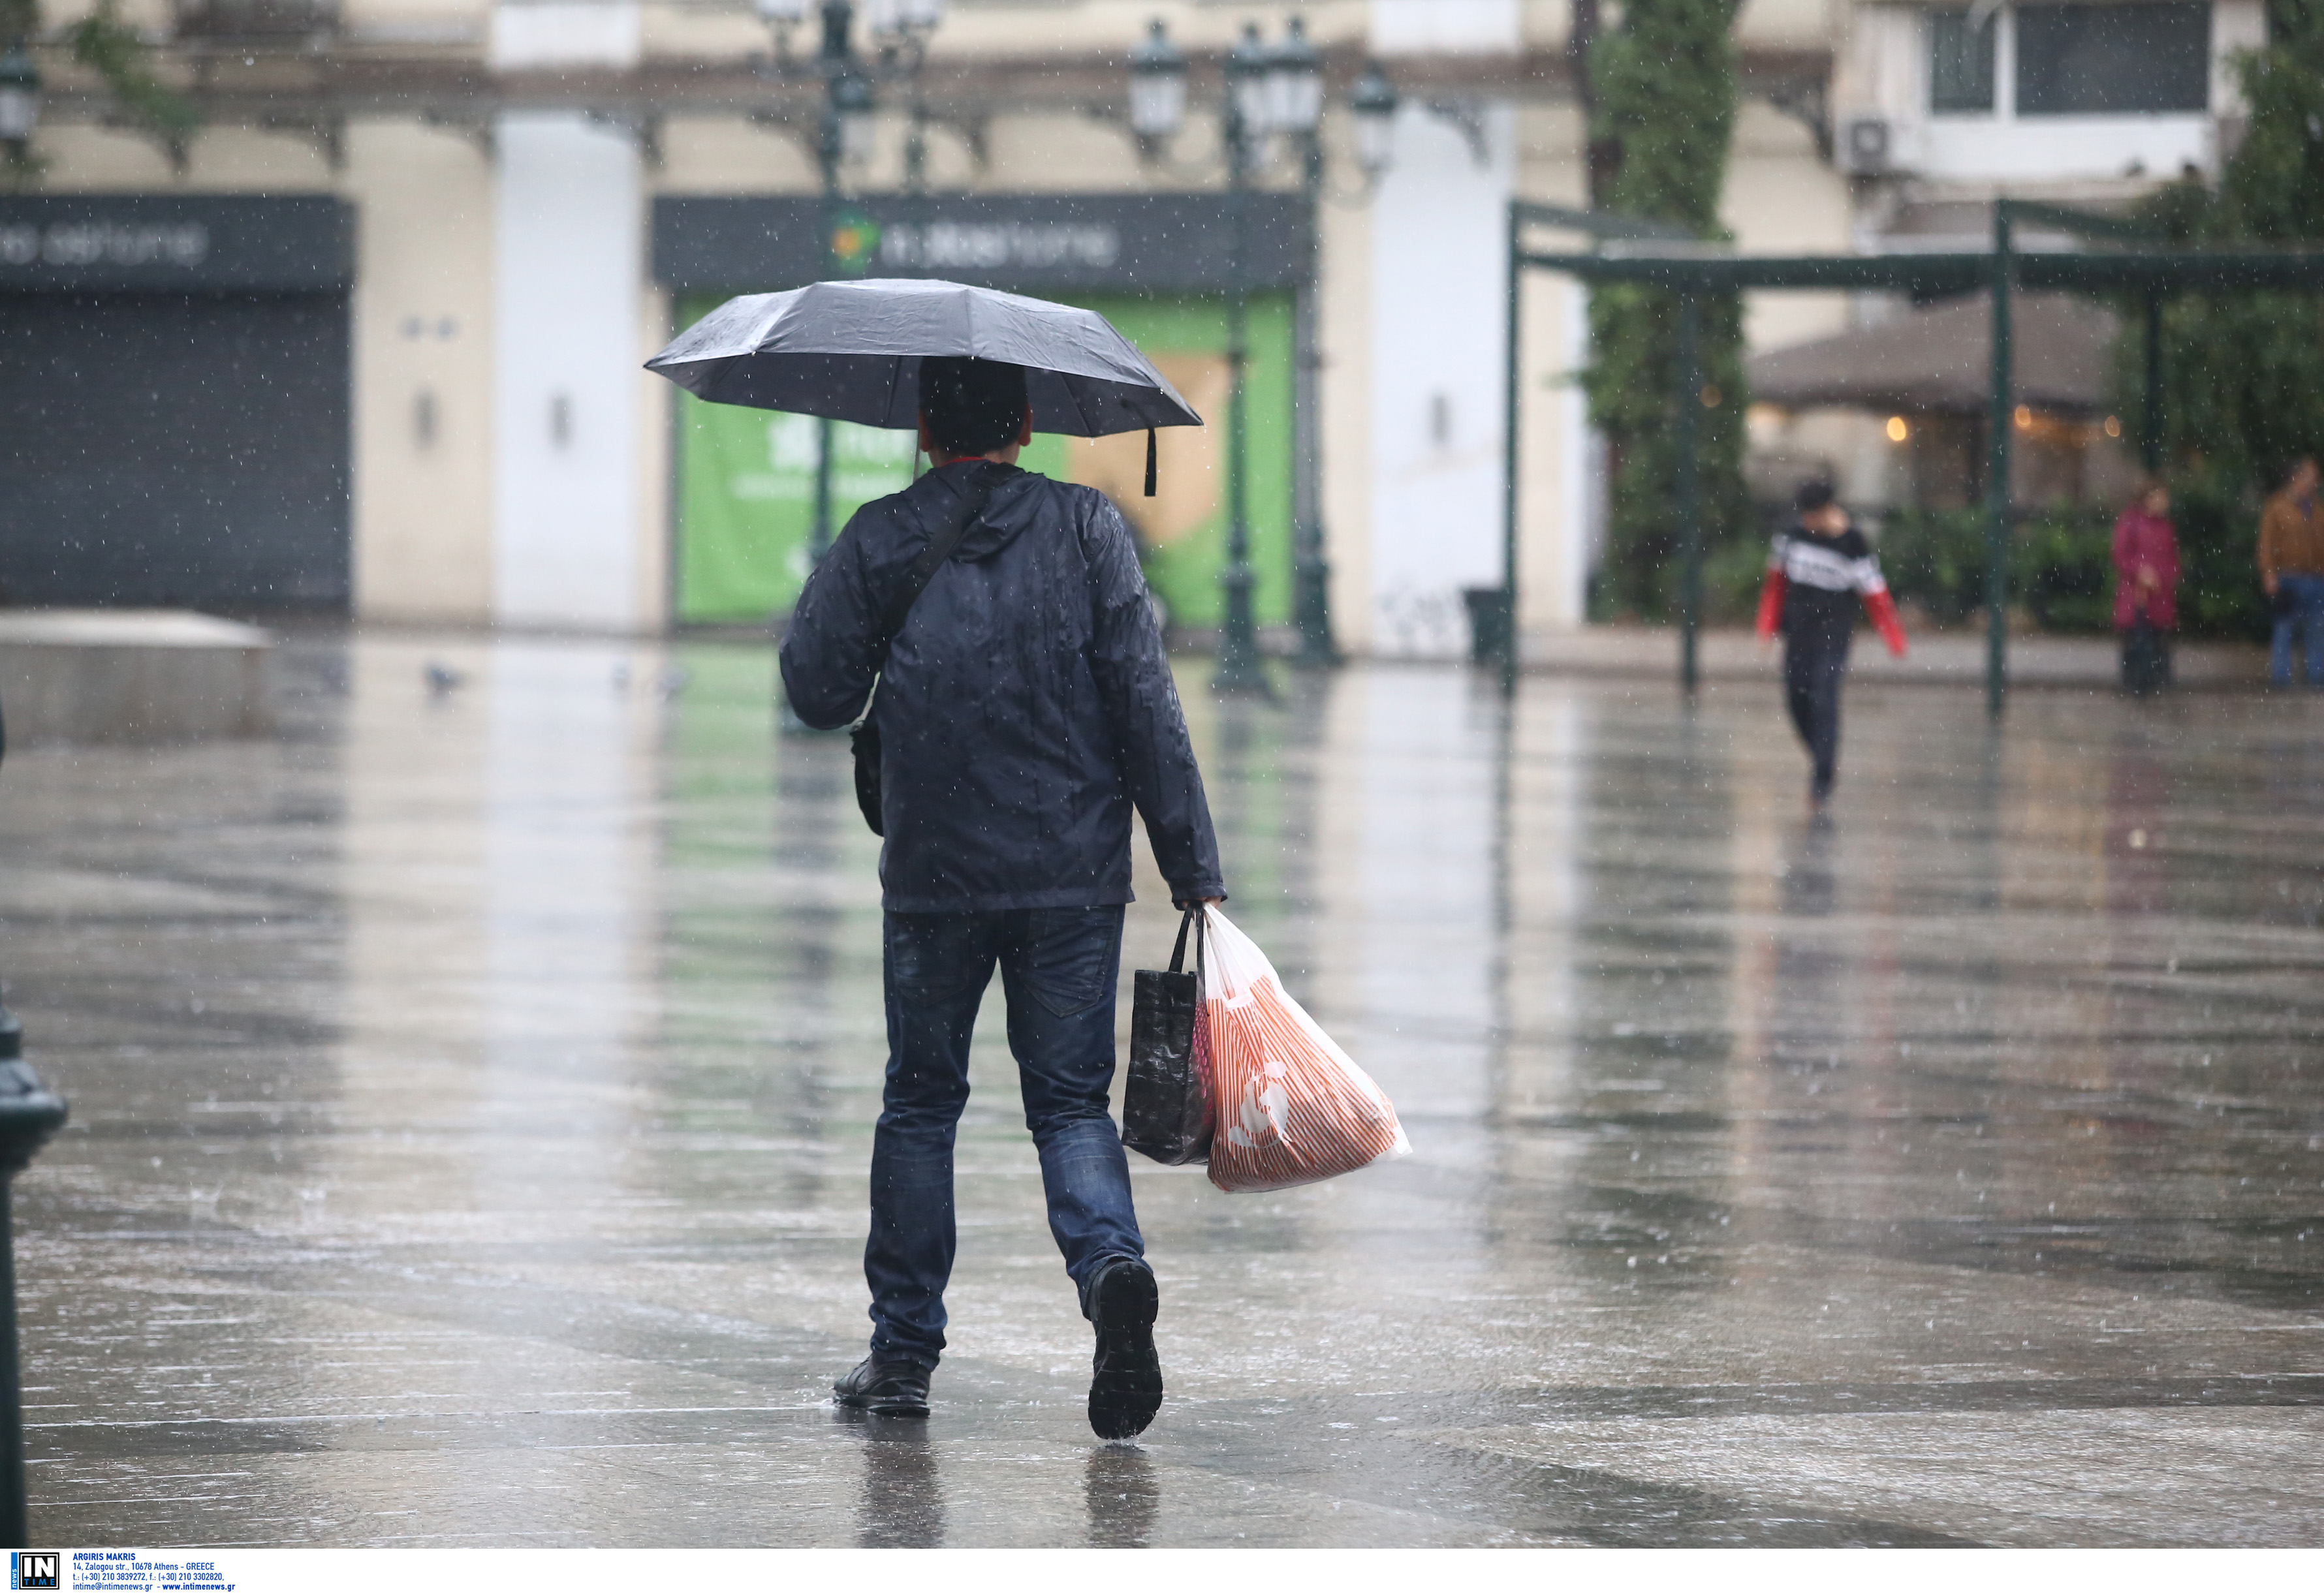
[
  {"xmin": 1172, "ymin": 897, "xmax": 1223, "ymax": 911},
  {"xmin": 2265, "ymin": 572, "xmax": 2280, "ymax": 598}
]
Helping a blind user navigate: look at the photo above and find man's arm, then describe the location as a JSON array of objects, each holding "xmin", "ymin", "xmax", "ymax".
[
  {"xmin": 1081, "ymin": 495, "xmax": 1227, "ymax": 905},
  {"xmin": 2258, "ymin": 500, "xmax": 2283, "ymax": 593},
  {"xmin": 778, "ymin": 516, "xmax": 883, "ymax": 731},
  {"xmin": 1754, "ymin": 537, "xmax": 1789, "ymax": 642},
  {"xmin": 1854, "ymin": 550, "xmax": 1908, "ymax": 657}
]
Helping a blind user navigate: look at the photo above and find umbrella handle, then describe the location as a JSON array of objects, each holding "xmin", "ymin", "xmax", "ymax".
[{"xmin": 1145, "ymin": 428, "xmax": 1157, "ymax": 499}]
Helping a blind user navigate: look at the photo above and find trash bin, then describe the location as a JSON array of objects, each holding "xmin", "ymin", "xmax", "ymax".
[{"xmin": 1462, "ymin": 586, "xmax": 1512, "ymax": 666}]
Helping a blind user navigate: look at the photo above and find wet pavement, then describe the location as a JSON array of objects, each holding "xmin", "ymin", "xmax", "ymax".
[{"xmin": 3, "ymin": 631, "xmax": 2322, "ymax": 1547}]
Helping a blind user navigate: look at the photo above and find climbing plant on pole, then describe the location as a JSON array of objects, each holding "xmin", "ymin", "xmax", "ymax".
[
  {"xmin": 1580, "ymin": 0, "xmax": 1750, "ymax": 620},
  {"xmin": 2, "ymin": 0, "xmax": 196, "ymax": 183},
  {"xmin": 2129, "ymin": 0, "xmax": 2324, "ymax": 487}
]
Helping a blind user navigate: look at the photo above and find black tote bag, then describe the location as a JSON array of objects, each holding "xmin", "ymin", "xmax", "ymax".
[{"xmin": 1122, "ymin": 907, "xmax": 1212, "ymax": 1166}]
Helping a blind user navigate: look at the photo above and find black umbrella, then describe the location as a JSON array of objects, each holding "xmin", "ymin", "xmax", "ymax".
[{"xmin": 645, "ymin": 278, "xmax": 1202, "ymax": 493}]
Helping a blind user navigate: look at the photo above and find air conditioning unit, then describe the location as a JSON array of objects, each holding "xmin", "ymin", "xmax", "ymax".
[{"xmin": 1837, "ymin": 115, "xmax": 1896, "ymax": 177}]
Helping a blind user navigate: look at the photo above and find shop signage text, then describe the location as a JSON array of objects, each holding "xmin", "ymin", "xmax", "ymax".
[{"xmin": 0, "ymin": 196, "xmax": 352, "ymax": 292}]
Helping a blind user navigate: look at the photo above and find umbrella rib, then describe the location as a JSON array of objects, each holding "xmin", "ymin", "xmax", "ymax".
[
  {"xmin": 881, "ymin": 355, "xmax": 911, "ymax": 432},
  {"xmin": 1064, "ymin": 377, "xmax": 1105, "ymax": 437}
]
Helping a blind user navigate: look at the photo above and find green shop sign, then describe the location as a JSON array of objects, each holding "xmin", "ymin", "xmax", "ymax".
[{"xmin": 672, "ymin": 291, "xmax": 1293, "ymax": 632}]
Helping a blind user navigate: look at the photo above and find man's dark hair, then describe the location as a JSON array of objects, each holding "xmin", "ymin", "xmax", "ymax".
[
  {"xmin": 919, "ymin": 357, "xmax": 1029, "ymax": 456},
  {"xmin": 1795, "ymin": 479, "xmax": 1837, "ymax": 514}
]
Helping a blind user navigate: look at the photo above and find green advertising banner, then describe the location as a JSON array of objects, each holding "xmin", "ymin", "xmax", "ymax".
[{"xmin": 672, "ymin": 292, "xmax": 1293, "ymax": 630}]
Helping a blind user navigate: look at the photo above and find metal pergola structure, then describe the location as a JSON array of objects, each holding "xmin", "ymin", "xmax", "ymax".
[{"xmin": 1501, "ymin": 199, "xmax": 2324, "ymax": 713}]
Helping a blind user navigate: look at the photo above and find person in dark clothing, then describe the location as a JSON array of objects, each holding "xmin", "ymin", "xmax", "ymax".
[
  {"xmin": 1754, "ymin": 480, "xmax": 1908, "ymax": 808},
  {"xmin": 779, "ymin": 356, "xmax": 1226, "ymax": 1441}
]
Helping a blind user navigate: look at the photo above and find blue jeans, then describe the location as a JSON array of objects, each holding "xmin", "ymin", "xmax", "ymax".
[
  {"xmin": 2271, "ymin": 572, "xmax": 2324, "ymax": 685},
  {"xmin": 867, "ymin": 905, "xmax": 1142, "ymax": 1369}
]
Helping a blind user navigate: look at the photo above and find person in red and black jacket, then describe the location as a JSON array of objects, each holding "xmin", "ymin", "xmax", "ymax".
[{"xmin": 1755, "ymin": 480, "xmax": 1908, "ymax": 808}]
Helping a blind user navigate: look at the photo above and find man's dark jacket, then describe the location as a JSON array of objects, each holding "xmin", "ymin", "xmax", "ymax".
[{"xmin": 779, "ymin": 461, "xmax": 1225, "ymax": 914}]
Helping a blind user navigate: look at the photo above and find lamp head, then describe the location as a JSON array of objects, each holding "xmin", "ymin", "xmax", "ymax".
[
  {"xmin": 832, "ymin": 67, "xmax": 877, "ymax": 166},
  {"xmin": 1127, "ymin": 17, "xmax": 1187, "ymax": 141},
  {"xmin": 1267, "ymin": 15, "xmax": 1323, "ymax": 137},
  {"xmin": 1227, "ymin": 22, "xmax": 1272, "ymax": 138},
  {"xmin": 0, "ymin": 47, "xmax": 40, "ymax": 147},
  {"xmin": 1350, "ymin": 60, "xmax": 1399, "ymax": 176}
]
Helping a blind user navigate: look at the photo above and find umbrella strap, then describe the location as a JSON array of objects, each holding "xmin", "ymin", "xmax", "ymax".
[{"xmin": 1144, "ymin": 427, "xmax": 1157, "ymax": 498}]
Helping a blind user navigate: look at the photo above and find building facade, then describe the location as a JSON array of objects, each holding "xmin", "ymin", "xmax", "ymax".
[{"xmin": 3, "ymin": 0, "xmax": 2240, "ymax": 651}]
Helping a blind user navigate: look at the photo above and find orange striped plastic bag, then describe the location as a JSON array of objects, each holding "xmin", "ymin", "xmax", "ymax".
[{"xmin": 1199, "ymin": 907, "xmax": 1410, "ymax": 1194}]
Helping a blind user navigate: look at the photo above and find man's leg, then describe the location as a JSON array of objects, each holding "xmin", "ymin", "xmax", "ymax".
[
  {"xmin": 2272, "ymin": 592, "xmax": 2297, "ymax": 685},
  {"xmin": 997, "ymin": 905, "xmax": 1160, "ymax": 1439},
  {"xmin": 997, "ymin": 906, "xmax": 1140, "ymax": 1290},
  {"xmin": 1787, "ymin": 629, "xmax": 1846, "ymax": 800},
  {"xmin": 2299, "ymin": 576, "xmax": 2324, "ymax": 686},
  {"xmin": 863, "ymin": 911, "xmax": 998, "ymax": 1374},
  {"xmin": 1810, "ymin": 637, "xmax": 1847, "ymax": 798},
  {"xmin": 1783, "ymin": 636, "xmax": 1818, "ymax": 756}
]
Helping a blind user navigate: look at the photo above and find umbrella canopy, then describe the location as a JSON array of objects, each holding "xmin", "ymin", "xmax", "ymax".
[{"xmin": 644, "ymin": 277, "xmax": 1202, "ymax": 437}]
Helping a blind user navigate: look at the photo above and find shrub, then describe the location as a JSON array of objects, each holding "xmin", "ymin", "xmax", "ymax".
[{"xmin": 1871, "ymin": 488, "xmax": 2270, "ymax": 639}]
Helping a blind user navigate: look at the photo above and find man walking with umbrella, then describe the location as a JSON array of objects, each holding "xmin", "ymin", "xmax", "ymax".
[{"xmin": 778, "ymin": 354, "xmax": 1225, "ymax": 1440}]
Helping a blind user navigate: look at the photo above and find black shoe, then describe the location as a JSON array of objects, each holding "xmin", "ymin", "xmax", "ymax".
[
  {"xmin": 1086, "ymin": 1256, "xmax": 1163, "ymax": 1440},
  {"xmin": 834, "ymin": 1355, "xmax": 931, "ymax": 1417}
]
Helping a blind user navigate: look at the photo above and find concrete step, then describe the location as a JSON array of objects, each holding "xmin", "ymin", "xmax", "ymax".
[{"xmin": 0, "ymin": 610, "xmax": 274, "ymax": 746}]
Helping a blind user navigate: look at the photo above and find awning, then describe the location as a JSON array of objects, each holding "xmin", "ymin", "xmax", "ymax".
[{"xmin": 1746, "ymin": 292, "xmax": 2119, "ymax": 417}]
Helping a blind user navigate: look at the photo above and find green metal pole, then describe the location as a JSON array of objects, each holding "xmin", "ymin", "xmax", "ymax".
[
  {"xmin": 1214, "ymin": 97, "xmax": 1268, "ymax": 694},
  {"xmin": 1500, "ymin": 202, "xmax": 1522, "ymax": 695},
  {"xmin": 1985, "ymin": 204, "xmax": 2015, "ymax": 720},
  {"xmin": 1676, "ymin": 292, "xmax": 1703, "ymax": 696},
  {"xmin": 2141, "ymin": 290, "xmax": 2165, "ymax": 472}
]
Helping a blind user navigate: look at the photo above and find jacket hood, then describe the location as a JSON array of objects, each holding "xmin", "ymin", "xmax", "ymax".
[{"xmin": 910, "ymin": 462, "xmax": 1050, "ymax": 562}]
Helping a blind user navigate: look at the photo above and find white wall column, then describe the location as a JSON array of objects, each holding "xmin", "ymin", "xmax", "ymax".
[
  {"xmin": 491, "ymin": 110, "xmax": 646, "ymax": 632},
  {"xmin": 1365, "ymin": 101, "xmax": 1515, "ymax": 657}
]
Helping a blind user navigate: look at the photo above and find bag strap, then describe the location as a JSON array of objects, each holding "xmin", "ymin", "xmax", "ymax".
[
  {"xmin": 872, "ymin": 461, "xmax": 1007, "ymax": 667},
  {"xmin": 1169, "ymin": 905, "xmax": 1206, "ymax": 980}
]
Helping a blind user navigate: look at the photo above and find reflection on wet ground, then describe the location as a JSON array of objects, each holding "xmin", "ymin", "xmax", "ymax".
[{"xmin": 3, "ymin": 632, "xmax": 2321, "ymax": 1546}]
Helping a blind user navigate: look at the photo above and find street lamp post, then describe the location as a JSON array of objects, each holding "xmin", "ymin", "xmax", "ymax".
[
  {"xmin": 812, "ymin": 1, "xmax": 876, "ymax": 565},
  {"xmin": 1270, "ymin": 19, "xmax": 1335, "ymax": 670},
  {"xmin": 759, "ymin": 0, "xmax": 890, "ymax": 566},
  {"xmin": 1212, "ymin": 23, "xmax": 1271, "ymax": 694},
  {"xmin": 1127, "ymin": 19, "xmax": 1392, "ymax": 690}
]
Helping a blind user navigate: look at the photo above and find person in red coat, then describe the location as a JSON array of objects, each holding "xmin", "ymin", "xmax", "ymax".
[{"xmin": 2113, "ymin": 478, "xmax": 2180, "ymax": 695}]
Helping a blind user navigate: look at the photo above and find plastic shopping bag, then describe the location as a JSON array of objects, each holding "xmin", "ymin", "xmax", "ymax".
[{"xmin": 1199, "ymin": 907, "xmax": 1410, "ymax": 1194}]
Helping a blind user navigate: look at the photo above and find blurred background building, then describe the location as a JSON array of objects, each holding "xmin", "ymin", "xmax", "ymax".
[{"xmin": 0, "ymin": 0, "xmax": 2258, "ymax": 653}]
